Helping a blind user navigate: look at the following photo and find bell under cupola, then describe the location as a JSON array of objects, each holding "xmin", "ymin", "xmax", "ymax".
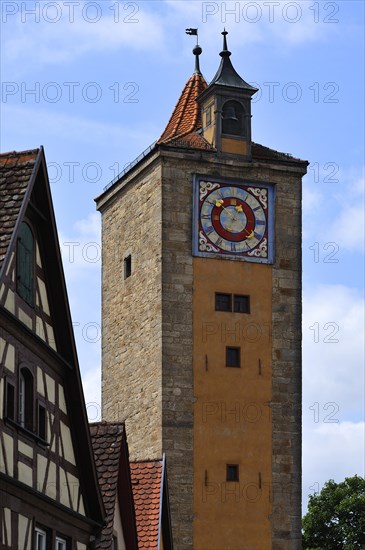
[{"xmin": 198, "ymin": 30, "xmax": 258, "ymax": 159}]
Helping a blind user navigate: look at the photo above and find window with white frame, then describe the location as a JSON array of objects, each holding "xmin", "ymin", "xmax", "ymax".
[
  {"xmin": 35, "ymin": 528, "xmax": 47, "ymax": 550},
  {"xmin": 55, "ymin": 536, "xmax": 67, "ymax": 550}
]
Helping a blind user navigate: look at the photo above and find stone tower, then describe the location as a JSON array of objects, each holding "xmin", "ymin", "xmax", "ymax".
[{"xmin": 96, "ymin": 32, "xmax": 308, "ymax": 550}]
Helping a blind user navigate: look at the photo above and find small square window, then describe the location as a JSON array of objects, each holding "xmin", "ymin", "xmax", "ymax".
[
  {"xmin": 226, "ymin": 464, "xmax": 239, "ymax": 482},
  {"xmin": 226, "ymin": 347, "xmax": 240, "ymax": 368},
  {"xmin": 215, "ymin": 293, "xmax": 231, "ymax": 312},
  {"xmin": 124, "ymin": 255, "xmax": 132, "ymax": 279},
  {"xmin": 234, "ymin": 295, "xmax": 250, "ymax": 313}
]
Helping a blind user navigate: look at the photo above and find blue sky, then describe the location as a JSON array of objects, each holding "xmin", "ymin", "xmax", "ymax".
[{"xmin": 1, "ymin": 0, "xmax": 364, "ymax": 514}]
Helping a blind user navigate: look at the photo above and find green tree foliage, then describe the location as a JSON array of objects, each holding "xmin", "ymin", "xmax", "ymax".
[{"xmin": 302, "ymin": 475, "xmax": 365, "ymax": 549}]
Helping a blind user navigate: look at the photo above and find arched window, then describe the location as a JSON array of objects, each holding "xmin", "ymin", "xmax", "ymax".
[
  {"xmin": 17, "ymin": 222, "xmax": 35, "ymax": 306},
  {"xmin": 19, "ymin": 367, "xmax": 34, "ymax": 431},
  {"xmin": 222, "ymin": 100, "xmax": 245, "ymax": 136}
]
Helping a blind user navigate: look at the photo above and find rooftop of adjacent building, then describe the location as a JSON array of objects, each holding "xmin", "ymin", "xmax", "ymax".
[
  {"xmin": 130, "ymin": 458, "xmax": 164, "ymax": 549},
  {"xmin": 0, "ymin": 148, "xmax": 40, "ymax": 270}
]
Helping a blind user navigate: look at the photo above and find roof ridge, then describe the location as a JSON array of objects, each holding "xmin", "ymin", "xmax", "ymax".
[
  {"xmin": 89, "ymin": 420, "xmax": 125, "ymax": 427},
  {"xmin": 130, "ymin": 458, "xmax": 163, "ymax": 464},
  {"xmin": 0, "ymin": 148, "xmax": 39, "ymax": 158}
]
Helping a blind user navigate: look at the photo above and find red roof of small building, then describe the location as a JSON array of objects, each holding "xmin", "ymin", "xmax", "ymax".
[
  {"xmin": 90, "ymin": 422, "xmax": 138, "ymax": 550},
  {"xmin": 130, "ymin": 459, "xmax": 163, "ymax": 549},
  {"xmin": 158, "ymin": 72, "xmax": 211, "ymax": 149}
]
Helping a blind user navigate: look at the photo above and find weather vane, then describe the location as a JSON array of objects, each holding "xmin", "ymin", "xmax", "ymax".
[{"xmin": 185, "ymin": 28, "xmax": 199, "ymax": 45}]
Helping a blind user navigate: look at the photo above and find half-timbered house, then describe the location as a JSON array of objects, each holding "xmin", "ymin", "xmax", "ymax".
[{"xmin": 0, "ymin": 148, "xmax": 105, "ymax": 549}]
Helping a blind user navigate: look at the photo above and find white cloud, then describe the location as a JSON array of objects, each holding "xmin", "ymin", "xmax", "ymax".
[
  {"xmin": 59, "ymin": 212, "xmax": 101, "ymax": 276},
  {"xmin": 303, "ymin": 284, "xmax": 364, "ymax": 418},
  {"xmin": 303, "ymin": 171, "xmax": 364, "ymax": 253},
  {"xmin": 165, "ymin": 0, "xmax": 341, "ymax": 49},
  {"xmin": 322, "ymin": 175, "xmax": 364, "ymax": 252},
  {"xmin": 2, "ymin": 1, "xmax": 166, "ymax": 70},
  {"xmin": 302, "ymin": 421, "xmax": 365, "ymax": 514},
  {"xmin": 1, "ymin": 104, "xmax": 155, "ymax": 147}
]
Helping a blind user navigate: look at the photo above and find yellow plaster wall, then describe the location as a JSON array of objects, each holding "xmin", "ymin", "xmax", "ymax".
[
  {"xmin": 193, "ymin": 257, "xmax": 273, "ymax": 549},
  {"xmin": 221, "ymin": 137, "xmax": 248, "ymax": 156},
  {"xmin": 203, "ymin": 124, "xmax": 215, "ymax": 146}
]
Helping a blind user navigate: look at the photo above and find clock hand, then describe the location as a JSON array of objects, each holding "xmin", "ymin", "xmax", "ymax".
[
  {"xmin": 215, "ymin": 200, "xmax": 255, "ymax": 238},
  {"xmin": 215, "ymin": 200, "xmax": 237, "ymax": 221}
]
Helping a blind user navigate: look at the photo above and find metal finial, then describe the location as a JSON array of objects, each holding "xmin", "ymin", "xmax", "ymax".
[
  {"xmin": 192, "ymin": 44, "xmax": 202, "ymax": 74},
  {"xmin": 220, "ymin": 28, "xmax": 231, "ymax": 57},
  {"xmin": 186, "ymin": 28, "xmax": 202, "ymax": 74}
]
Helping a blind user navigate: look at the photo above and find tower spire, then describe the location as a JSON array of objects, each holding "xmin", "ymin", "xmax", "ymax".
[{"xmin": 220, "ymin": 28, "xmax": 231, "ymax": 57}]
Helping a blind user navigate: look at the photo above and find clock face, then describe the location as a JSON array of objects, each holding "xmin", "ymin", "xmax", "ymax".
[{"xmin": 193, "ymin": 178, "xmax": 274, "ymax": 262}]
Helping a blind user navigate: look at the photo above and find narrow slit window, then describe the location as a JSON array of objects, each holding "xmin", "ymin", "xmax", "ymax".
[
  {"xmin": 5, "ymin": 381, "xmax": 15, "ymax": 420},
  {"xmin": 19, "ymin": 367, "xmax": 34, "ymax": 431},
  {"xmin": 234, "ymin": 295, "xmax": 250, "ymax": 313},
  {"xmin": 215, "ymin": 293, "xmax": 231, "ymax": 311},
  {"xmin": 226, "ymin": 347, "xmax": 240, "ymax": 368},
  {"xmin": 124, "ymin": 255, "xmax": 132, "ymax": 279},
  {"xmin": 38, "ymin": 403, "xmax": 47, "ymax": 441},
  {"xmin": 226, "ymin": 464, "xmax": 239, "ymax": 482}
]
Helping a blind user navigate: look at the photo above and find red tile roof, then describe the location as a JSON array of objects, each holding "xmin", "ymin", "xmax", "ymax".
[
  {"xmin": 130, "ymin": 459, "xmax": 163, "ymax": 549},
  {"xmin": 90, "ymin": 422, "xmax": 124, "ymax": 548},
  {"xmin": 158, "ymin": 73, "xmax": 212, "ymax": 149},
  {"xmin": 0, "ymin": 149, "xmax": 39, "ymax": 270}
]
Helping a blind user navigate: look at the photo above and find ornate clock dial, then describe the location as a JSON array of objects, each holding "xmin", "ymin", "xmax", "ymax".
[{"xmin": 194, "ymin": 179, "xmax": 273, "ymax": 262}]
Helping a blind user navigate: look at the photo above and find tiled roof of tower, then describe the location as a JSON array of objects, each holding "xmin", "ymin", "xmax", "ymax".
[
  {"xmin": 252, "ymin": 142, "xmax": 308, "ymax": 165},
  {"xmin": 158, "ymin": 72, "xmax": 213, "ymax": 149},
  {"xmin": 0, "ymin": 149, "xmax": 39, "ymax": 271},
  {"xmin": 90, "ymin": 422, "xmax": 125, "ymax": 549},
  {"xmin": 130, "ymin": 459, "xmax": 163, "ymax": 549}
]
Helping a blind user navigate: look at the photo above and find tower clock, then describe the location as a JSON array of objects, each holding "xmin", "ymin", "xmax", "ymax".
[{"xmin": 193, "ymin": 176, "xmax": 274, "ymax": 262}]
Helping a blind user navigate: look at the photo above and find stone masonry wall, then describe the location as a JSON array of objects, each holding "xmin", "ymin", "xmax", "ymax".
[
  {"xmin": 99, "ymin": 147, "xmax": 305, "ymax": 550},
  {"xmin": 271, "ymin": 170, "xmax": 303, "ymax": 549},
  {"xmin": 100, "ymin": 159, "xmax": 164, "ymax": 460}
]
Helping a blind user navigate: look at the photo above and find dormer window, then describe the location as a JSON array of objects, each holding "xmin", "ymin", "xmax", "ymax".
[
  {"xmin": 17, "ymin": 221, "xmax": 35, "ymax": 306},
  {"xmin": 222, "ymin": 100, "xmax": 245, "ymax": 136}
]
